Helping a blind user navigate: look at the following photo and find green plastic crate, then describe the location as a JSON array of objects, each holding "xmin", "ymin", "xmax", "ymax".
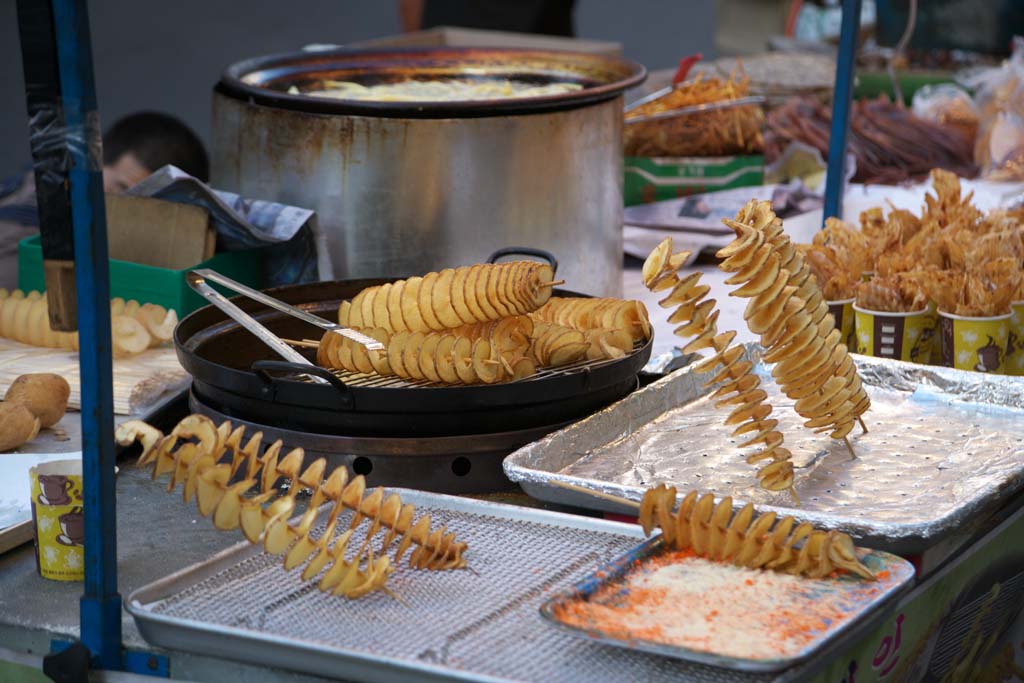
[
  {"xmin": 17, "ymin": 235, "xmax": 265, "ymax": 316},
  {"xmin": 624, "ymin": 155, "xmax": 764, "ymax": 206}
]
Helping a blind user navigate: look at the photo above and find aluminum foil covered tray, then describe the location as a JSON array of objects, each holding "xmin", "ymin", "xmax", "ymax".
[{"xmin": 505, "ymin": 347, "xmax": 1024, "ymax": 555}]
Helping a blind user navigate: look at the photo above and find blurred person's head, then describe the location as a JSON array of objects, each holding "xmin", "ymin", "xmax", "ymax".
[{"xmin": 102, "ymin": 111, "xmax": 209, "ymax": 192}]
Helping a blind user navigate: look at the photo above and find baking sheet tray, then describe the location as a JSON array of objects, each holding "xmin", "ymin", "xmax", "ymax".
[
  {"xmin": 504, "ymin": 347, "xmax": 1024, "ymax": 556},
  {"xmin": 541, "ymin": 537, "xmax": 914, "ymax": 672},
  {"xmin": 127, "ymin": 489, "xmax": 856, "ymax": 683}
]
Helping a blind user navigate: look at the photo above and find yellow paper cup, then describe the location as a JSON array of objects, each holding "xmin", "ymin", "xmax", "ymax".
[
  {"xmin": 937, "ymin": 310, "xmax": 1011, "ymax": 373},
  {"xmin": 1006, "ymin": 301, "xmax": 1024, "ymax": 375},
  {"xmin": 926, "ymin": 302, "xmax": 941, "ymax": 366},
  {"xmin": 29, "ymin": 459, "xmax": 84, "ymax": 581},
  {"xmin": 827, "ymin": 298, "xmax": 856, "ymax": 350},
  {"xmin": 854, "ymin": 304, "xmax": 934, "ymax": 364}
]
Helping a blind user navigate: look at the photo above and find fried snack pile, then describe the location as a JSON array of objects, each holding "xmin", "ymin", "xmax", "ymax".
[
  {"xmin": 638, "ymin": 484, "xmax": 875, "ymax": 580},
  {"xmin": 721, "ymin": 201, "xmax": 871, "ymax": 441},
  {"xmin": 625, "ymin": 72, "xmax": 764, "ymax": 157},
  {"xmin": 116, "ymin": 415, "xmax": 468, "ymax": 599},
  {"xmin": 799, "ymin": 219, "xmax": 873, "ymax": 301},
  {"xmin": 855, "ymin": 169, "xmax": 1024, "ymax": 316},
  {"xmin": 321, "ymin": 264, "xmax": 651, "ymax": 386},
  {"xmin": 643, "ymin": 237, "xmax": 795, "ymax": 498},
  {"xmin": 855, "ymin": 274, "xmax": 930, "ymax": 313},
  {"xmin": 0, "ymin": 289, "xmax": 176, "ymax": 357}
]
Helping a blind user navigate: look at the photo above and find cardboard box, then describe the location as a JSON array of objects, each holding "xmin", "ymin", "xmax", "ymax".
[
  {"xmin": 104, "ymin": 194, "xmax": 214, "ymax": 270},
  {"xmin": 349, "ymin": 26, "xmax": 622, "ymax": 56},
  {"xmin": 624, "ymin": 155, "xmax": 765, "ymax": 206}
]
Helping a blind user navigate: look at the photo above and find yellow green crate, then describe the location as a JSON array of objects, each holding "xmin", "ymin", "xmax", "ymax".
[{"xmin": 17, "ymin": 235, "xmax": 265, "ymax": 316}]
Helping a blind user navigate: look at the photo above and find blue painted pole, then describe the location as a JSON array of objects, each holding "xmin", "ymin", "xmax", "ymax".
[
  {"xmin": 50, "ymin": 0, "xmax": 122, "ymax": 669},
  {"xmin": 823, "ymin": 0, "xmax": 863, "ymax": 225}
]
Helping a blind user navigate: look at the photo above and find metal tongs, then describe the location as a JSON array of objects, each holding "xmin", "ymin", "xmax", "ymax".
[{"xmin": 186, "ymin": 269, "xmax": 384, "ymax": 384}]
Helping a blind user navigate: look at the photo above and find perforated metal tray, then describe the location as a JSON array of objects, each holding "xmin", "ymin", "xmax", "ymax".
[
  {"xmin": 126, "ymin": 490, "xmax": 847, "ymax": 683},
  {"xmin": 505, "ymin": 348, "xmax": 1024, "ymax": 556}
]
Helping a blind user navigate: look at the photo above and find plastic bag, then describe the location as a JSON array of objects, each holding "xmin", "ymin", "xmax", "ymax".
[
  {"xmin": 911, "ymin": 83, "xmax": 979, "ymax": 142},
  {"xmin": 967, "ymin": 36, "xmax": 1024, "ymax": 180}
]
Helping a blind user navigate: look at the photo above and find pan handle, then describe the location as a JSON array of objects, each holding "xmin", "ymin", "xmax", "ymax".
[
  {"xmin": 251, "ymin": 360, "xmax": 354, "ymax": 409},
  {"xmin": 486, "ymin": 247, "xmax": 558, "ymax": 275}
]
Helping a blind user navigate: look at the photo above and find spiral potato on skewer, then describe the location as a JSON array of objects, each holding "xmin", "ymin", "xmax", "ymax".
[
  {"xmin": 720, "ymin": 201, "xmax": 870, "ymax": 440},
  {"xmin": 643, "ymin": 237, "xmax": 796, "ymax": 497},
  {"xmin": 638, "ymin": 484, "xmax": 875, "ymax": 580},
  {"xmin": 530, "ymin": 297, "xmax": 652, "ymax": 342},
  {"xmin": 340, "ymin": 261, "xmax": 555, "ymax": 334},
  {"xmin": 116, "ymin": 415, "xmax": 468, "ymax": 599},
  {"xmin": 317, "ymin": 323, "xmax": 524, "ymax": 385}
]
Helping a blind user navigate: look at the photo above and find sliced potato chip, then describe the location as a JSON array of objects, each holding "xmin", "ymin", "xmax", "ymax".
[{"xmin": 419, "ymin": 271, "xmax": 444, "ymax": 331}]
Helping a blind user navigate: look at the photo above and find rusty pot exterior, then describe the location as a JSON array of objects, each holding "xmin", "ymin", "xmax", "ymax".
[{"xmin": 211, "ymin": 48, "xmax": 645, "ymax": 296}]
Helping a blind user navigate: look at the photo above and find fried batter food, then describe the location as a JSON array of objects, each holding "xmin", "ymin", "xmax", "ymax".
[
  {"xmin": 116, "ymin": 415, "xmax": 468, "ymax": 599},
  {"xmin": 721, "ymin": 201, "xmax": 871, "ymax": 441},
  {"xmin": 643, "ymin": 236, "xmax": 795, "ymax": 498},
  {"xmin": 340, "ymin": 261, "xmax": 555, "ymax": 333},
  {"xmin": 0, "ymin": 289, "xmax": 176, "ymax": 356},
  {"xmin": 530, "ymin": 297, "xmax": 652, "ymax": 342},
  {"xmin": 638, "ymin": 484, "xmax": 875, "ymax": 580}
]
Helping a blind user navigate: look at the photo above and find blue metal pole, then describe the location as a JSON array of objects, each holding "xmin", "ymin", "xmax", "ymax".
[
  {"xmin": 823, "ymin": 0, "xmax": 862, "ymax": 224},
  {"xmin": 50, "ymin": 0, "xmax": 121, "ymax": 669}
]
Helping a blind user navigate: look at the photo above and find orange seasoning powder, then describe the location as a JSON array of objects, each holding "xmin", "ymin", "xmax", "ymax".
[{"xmin": 553, "ymin": 549, "xmax": 887, "ymax": 661}]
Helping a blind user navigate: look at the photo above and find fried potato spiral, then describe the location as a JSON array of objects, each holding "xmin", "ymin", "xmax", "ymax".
[
  {"xmin": 116, "ymin": 415, "xmax": 468, "ymax": 599},
  {"xmin": 643, "ymin": 237, "xmax": 796, "ymax": 497},
  {"xmin": 527, "ymin": 322, "xmax": 589, "ymax": 367},
  {"xmin": 341, "ymin": 261, "xmax": 555, "ymax": 333},
  {"xmin": 0, "ymin": 289, "xmax": 177, "ymax": 357},
  {"xmin": 638, "ymin": 484, "xmax": 875, "ymax": 580},
  {"xmin": 720, "ymin": 201, "xmax": 870, "ymax": 440},
  {"xmin": 317, "ymin": 324, "xmax": 524, "ymax": 385},
  {"xmin": 530, "ymin": 297, "xmax": 652, "ymax": 342}
]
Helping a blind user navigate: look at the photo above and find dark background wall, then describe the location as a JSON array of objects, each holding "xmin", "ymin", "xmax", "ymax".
[{"xmin": 0, "ymin": 1, "xmax": 716, "ymax": 179}]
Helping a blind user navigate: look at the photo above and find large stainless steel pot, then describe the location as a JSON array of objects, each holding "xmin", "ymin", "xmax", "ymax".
[{"xmin": 212, "ymin": 48, "xmax": 645, "ymax": 296}]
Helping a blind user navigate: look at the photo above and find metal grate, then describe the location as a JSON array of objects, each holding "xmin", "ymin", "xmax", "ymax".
[
  {"xmin": 135, "ymin": 495, "xmax": 779, "ymax": 683},
  {"xmin": 313, "ymin": 340, "xmax": 647, "ymax": 389}
]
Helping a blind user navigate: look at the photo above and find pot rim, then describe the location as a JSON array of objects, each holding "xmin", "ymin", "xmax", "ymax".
[{"xmin": 217, "ymin": 46, "xmax": 647, "ymax": 119}]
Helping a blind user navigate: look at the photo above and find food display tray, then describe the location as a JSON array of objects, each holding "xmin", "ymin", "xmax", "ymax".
[
  {"xmin": 504, "ymin": 347, "xmax": 1024, "ymax": 556},
  {"xmin": 541, "ymin": 537, "xmax": 914, "ymax": 672},
  {"xmin": 127, "ymin": 490, "xmax": 859, "ymax": 683}
]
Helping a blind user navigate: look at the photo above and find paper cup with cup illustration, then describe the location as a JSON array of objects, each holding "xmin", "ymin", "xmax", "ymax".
[
  {"xmin": 852, "ymin": 274, "xmax": 934, "ymax": 363},
  {"xmin": 1006, "ymin": 301, "xmax": 1024, "ymax": 375},
  {"xmin": 938, "ymin": 310, "xmax": 1011, "ymax": 373},
  {"xmin": 930, "ymin": 268, "xmax": 1017, "ymax": 374},
  {"xmin": 30, "ymin": 459, "xmax": 84, "ymax": 581}
]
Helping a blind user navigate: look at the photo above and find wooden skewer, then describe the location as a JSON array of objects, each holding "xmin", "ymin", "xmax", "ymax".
[
  {"xmin": 538, "ymin": 279, "xmax": 566, "ymax": 288},
  {"xmin": 858, "ymin": 416, "xmax": 869, "ymax": 434},
  {"xmin": 549, "ymin": 480, "xmax": 640, "ymax": 509},
  {"xmin": 283, "ymin": 338, "xmax": 320, "ymax": 349},
  {"xmin": 843, "ymin": 436, "xmax": 857, "ymax": 460}
]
